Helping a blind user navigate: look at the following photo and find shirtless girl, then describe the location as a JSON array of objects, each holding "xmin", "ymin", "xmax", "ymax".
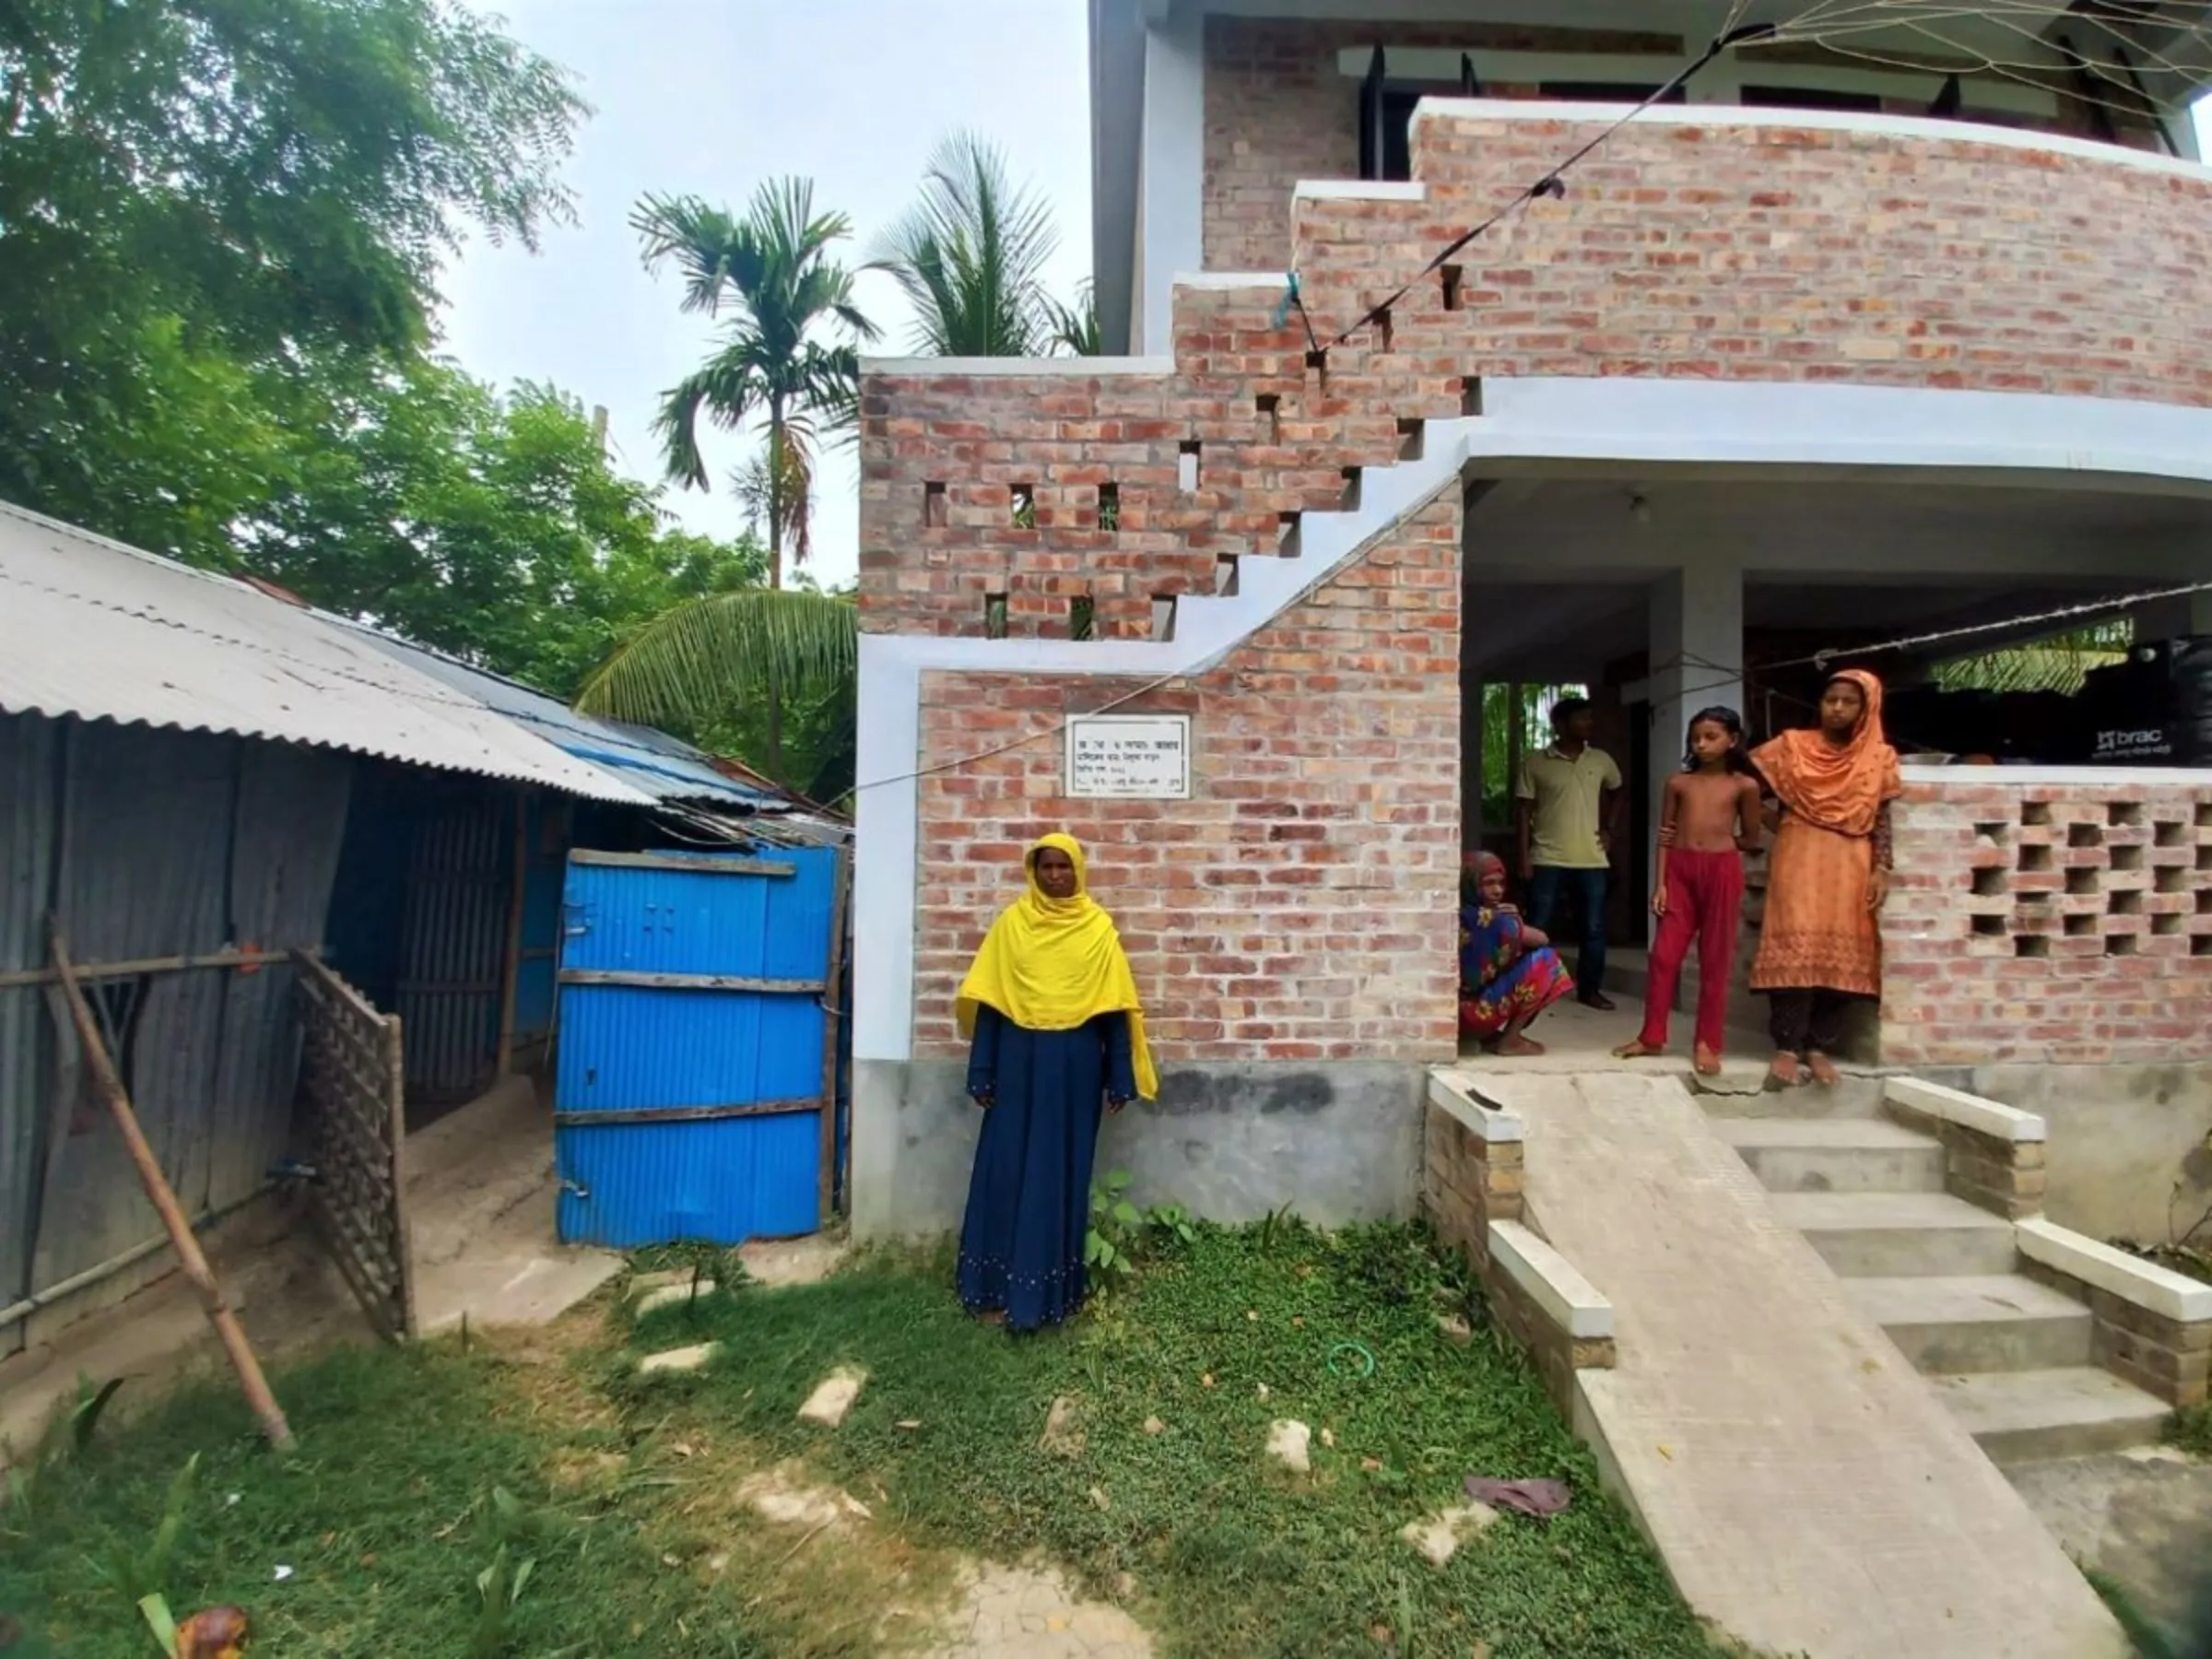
[{"xmin": 1614, "ymin": 708, "xmax": 1763, "ymax": 1075}]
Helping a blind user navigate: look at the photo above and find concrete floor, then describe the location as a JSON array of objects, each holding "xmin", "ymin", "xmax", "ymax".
[
  {"xmin": 0, "ymin": 1072, "xmax": 618, "ymax": 1456},
  {"xmin": 2009, "ymin": 1448, "xmax": 2212, "ymax": 1656}
]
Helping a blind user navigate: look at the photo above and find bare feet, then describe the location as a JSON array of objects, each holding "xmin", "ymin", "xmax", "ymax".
[
  {"xmin": 1766, "ymin": 1053, "xmax": 1804, "ymax": 1091},
  {"xmin": 974, "ymin": 1308, "xmax": 1006, "ymax": 1326},
  {"xmin": 1693, "ymin": 1043, "xmax": 1722, "ymax": 1077},
  {"xmin": 1806, "ymin": 1051, "xmax": 1842, "ymax": 1088},
  {"xmin": 1612, "ymin": 1039, "xmax": 1665, "ymax": 1060},
  {"xmin": 1579, "ymin": 992, "xmax": 1618, "ymax": 1013},
  {"xmin": 1490, "ymin": 1033, "xmax": 1547, "ymax": 1057}
]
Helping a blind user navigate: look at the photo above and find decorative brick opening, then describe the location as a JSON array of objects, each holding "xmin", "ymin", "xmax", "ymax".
[
  {"xmin": 1069, "ymin": 594, "xmax": 1095, "ymax": 641},
  {"xmin": 2065, "ymin": 866, "xmax": 2100, "ymax": 896},
  {"xmin": 2112, "ymin": 843, "xmax": 2145, "ymax": 872},
  {"xmin": 1460, "ymin": 378, "xmax": 1484, "ymax": 418},
  {"xmin": 1255, "ymin": 393, "xmax": 1280, "ymax": 442},
  {"xmin": 1098, "ymin": 482, "xmax": 1121, "ymax": 532},
  {"xmin": 2018, "ymin": 843, "xmax": 2054, "ymax": 872},
  {"xmin": 924, "ymin": 480, "xmax": 947, "ymax": 527},
  {"xmin": 983, "ymin": 593, "xmax": 1007, "ymax": 639},
  {"xmin": 1397, "ymin": 418, "xmax": 1424, "ymax": 461},
  {"xmin": 2068, "ymin": 821, "xmax": 2103, "ymax": 848},
  {"xmin": 2158, "ymin": 819, "xmax": 2189, "ymax": 847},
  {"xmin": 1178, "ymin": 441, "xmax": 1201, "ymax": 492},
  {"xmin": 1971, "ymin": 866, "xmax": 2007, "ymax": 898},
  {"xmin": 1010, "ymin": 484, "xmax": 1036, "ymax": 531},
  {"xmin": 2110, "ymin": 801, "xmax": 2147, "ymax": 828},
  {"xmin": 1278, "ymin": 512, "xmax": 1302, "ymax": 558},
  {"xmin": 1441, "ymin": 265, "xmax": 1464, "ymax": 312}
]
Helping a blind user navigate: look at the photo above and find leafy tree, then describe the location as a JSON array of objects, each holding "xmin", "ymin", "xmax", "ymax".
[
  {"xmin": 0, "ymin": 0, "xmax": 587, "ymax": 564},
  {"xmin": 250, "ymin": 360, "xmax": 766, "ymax": 700}
]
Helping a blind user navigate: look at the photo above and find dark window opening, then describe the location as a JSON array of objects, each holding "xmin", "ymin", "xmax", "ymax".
[
  {"xmin": 1361, "ymin": 79, "xmax": 1685, "ymax": 181},
  {"xmin": 1741, "ymin": 84, "xmax": 1886, "ymax": 113}
]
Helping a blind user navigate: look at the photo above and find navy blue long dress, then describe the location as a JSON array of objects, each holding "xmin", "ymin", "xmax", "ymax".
[{"xmin": 956, "ymin": 1005, "xmax": 1136, "ymax": 1331}]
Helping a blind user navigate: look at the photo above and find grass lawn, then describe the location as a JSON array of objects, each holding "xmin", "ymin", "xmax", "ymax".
[{"xmin": 2, "ymin": 1221, "xmax": 1722, "ymax": 1658}]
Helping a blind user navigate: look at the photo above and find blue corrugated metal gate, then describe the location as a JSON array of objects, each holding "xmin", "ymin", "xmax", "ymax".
[{"xmin": 553, "ymin": 845, "xmax": 846, "ymax": 1247}]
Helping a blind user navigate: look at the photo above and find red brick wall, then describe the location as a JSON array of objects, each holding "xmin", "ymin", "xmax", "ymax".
[
  {"xmin": 1881, "ymin": 778, "xmax": 2212, "ymax": 1065},
  {"xmin": 863, "ymin": 113, "xmax": 2212, "ymax": 639},
  {"xmin": 1200, "ymin": 17, "xmax": 2158, "ymax": 276},
  {"xmin": 907, "ymin": 496, "xmax": 1462, "ymax": 1064},
  {"xmin": 1202, "ymin": 16, "xmax": 1685, "ymax": 272}
]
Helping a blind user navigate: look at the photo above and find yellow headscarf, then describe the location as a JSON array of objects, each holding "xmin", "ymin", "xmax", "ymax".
[{"xmin": 955, "ymin": 832, "xmax": 1159, "ymax": 1100}]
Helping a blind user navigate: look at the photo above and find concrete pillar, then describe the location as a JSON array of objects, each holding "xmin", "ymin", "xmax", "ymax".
[
  {"xmin": 1138, "ymin": 11, "xmax": 1204, "ymax": 356},
  {"xmin": 1646, "ymin": 556, "xmax": 1744, "ymax": 922}
]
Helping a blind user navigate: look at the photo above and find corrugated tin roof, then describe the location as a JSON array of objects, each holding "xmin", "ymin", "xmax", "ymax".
[
  {"xmin": 0, "ymin": 500, "xmax": 653, "ymax": 805},
  {"xmin": 334, "ymin": 621, "xmax": 779, "ymax": 810}
]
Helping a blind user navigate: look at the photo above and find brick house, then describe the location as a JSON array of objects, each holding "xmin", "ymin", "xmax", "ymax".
[{"xmin": 850, "ymin": 1, "xmax": 2212, "ymax": 1238}]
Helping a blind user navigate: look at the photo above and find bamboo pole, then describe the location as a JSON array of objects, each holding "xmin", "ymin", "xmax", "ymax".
[{"xmin": 48, "ymin": 928, "xmax": 295, "ymax": 1452}]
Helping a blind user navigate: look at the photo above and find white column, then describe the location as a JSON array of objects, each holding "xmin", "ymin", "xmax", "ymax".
[
  {"xmin": 1646, "ymin": 556, "xmax": 1744, "ymax": 920},
  {"xmin": 1139, "ymin": 11, "xmax": 1204, "ymax": 356}
]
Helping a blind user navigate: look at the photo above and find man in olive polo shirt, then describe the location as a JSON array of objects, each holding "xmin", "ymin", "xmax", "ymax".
[{"xmin": 1513, "ymin": 696, "xmax": 1624, "ymax": 1011}]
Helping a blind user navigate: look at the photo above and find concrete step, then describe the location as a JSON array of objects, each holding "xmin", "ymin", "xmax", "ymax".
[
  {"xmin": 1713, "ymin": 1117, "xmax": 1945, "ymax": 1195},
  {"xmin": 1846, "ymin": 1274, "xmax": 2093, "ymax": 1374},
  {"xmin": 1688, "ymin": 1067, "xmax": 1891, "ymax": 1121},
  {"xmin": 1931, "ymin": 1367, "xmax": 2171, "ymax": 1465},
  {"xmin": 1768, "ymin": 1190, "xmax": 2019, "ymax": 1277}
]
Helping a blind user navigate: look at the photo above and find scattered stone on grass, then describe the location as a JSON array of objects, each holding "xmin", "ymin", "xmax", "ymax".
[
  {"xmin": 1400, "ymin": 1501, "xmax": 1500, "ymax": 1568},
  {"xmin": 633, "ymin": 1280, "xmax": 717, "ymax": 1317},
  {"xmin": 636, "ymin": 1342, "xmax": 719, "ymax": 1375},
  {"xmin": 926, "ymin": 1559, "xmax": 1154, "ymax": 1659},
  {"xmin": 735, "ymin": 1462, "xmax": 873, "ymax": 1529},
  {"xmin": 1436, "ymin": 1312, "xmax": 1473, "ymax": 1346},
  {"xmin": 1141, "ymin": 1416, "xmax": 1164, "ymax": 1436},
  {"xmin": 1041, "ymin": 1394, "xmax": 1086, "ymax": 1459},
  {"xmin": 737, "ymin": 1234, "xmax": 850, "ymax": 1288},
  {"xmin": 1265, "ymin": 1418, "xmax": 1312, "ymax": 1475},
  {"xmin": 798, "ymin": 1365, "xmax": 867, "ymax": 1427}
]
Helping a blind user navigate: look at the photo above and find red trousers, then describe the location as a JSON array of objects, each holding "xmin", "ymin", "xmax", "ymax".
[{"xmin": 1638, "ymin": 847, "xmax": 1746, "ymax": 1053}]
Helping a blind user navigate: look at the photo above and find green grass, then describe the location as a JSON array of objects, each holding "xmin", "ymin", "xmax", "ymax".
[
  {"xmin": 2171, "ymin": 1402, "xmax": 2212, "ymax": 1461},
  {"xmin": 3, "ymin": 1222, "xmax": 1718, "ymax": 1659},
  {"xmin": 0, "ymin": 1341, "xmax": 784, "ymax": 1658},
  {"xmin": 618, "ymin": 1221, "xmax": 1715, "ymax": 1658}
]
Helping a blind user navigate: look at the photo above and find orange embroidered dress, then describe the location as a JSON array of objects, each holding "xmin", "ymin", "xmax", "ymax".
[{"xmin": 1747, "ymin": 670, "xmax": 1902, "ymax": 999}]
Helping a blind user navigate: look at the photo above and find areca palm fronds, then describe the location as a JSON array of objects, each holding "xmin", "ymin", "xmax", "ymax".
[
  {"xmin": 876, "ymin": 131, "xmax": 1058, "ymax": 357},
  {"xmin": 1043, "ymin": 280, "xmax": 1103, "ymax": 358},
  {"xmin": 1935, "ymin": 621, "xmax": 2133, "ymax": 696},
  {"xmin": 733, "ymin": 423, "xmax": 817, "ymax": 569},
  {"xmin": 575, "ymin": 585, "xmax": 857, "ymax": 731},
  {"xmin": 631, "ymin": 179, "xmax": 876, "ymax": 584}
]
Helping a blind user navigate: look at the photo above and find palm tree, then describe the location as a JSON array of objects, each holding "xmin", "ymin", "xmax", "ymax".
[
  {"xmin": 630, "ymin": 178, "xmax": 872, "ymax": 781},
  {"xmin": 575, "ymin": 584, "xmax": 857, "ymax": 783},
  {"xmin": 876, "ymin": 131, "xmax": 1068, "ymax": 357},
  {"xmin": 1043, "ymin": 280, "xmax": 1103, "ymax": 358},
  {"xmin": 632, "ymin": 179, "xmax": 875, "ymax": 588}
]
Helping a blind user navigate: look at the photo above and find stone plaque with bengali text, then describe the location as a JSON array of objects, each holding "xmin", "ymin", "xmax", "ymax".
[{"xmin": 1064, "ymin": 715, "xmax": 1192, "ymax": 800}]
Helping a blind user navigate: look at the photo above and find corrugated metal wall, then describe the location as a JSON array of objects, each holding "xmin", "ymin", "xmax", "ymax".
[
  {"xmin": 0, "ymin": 714, "xmax": 350, "ymax": 1350},
  {"xmin": 555, "ymin": 847, "xmax": 841, "ymax": 1247}
]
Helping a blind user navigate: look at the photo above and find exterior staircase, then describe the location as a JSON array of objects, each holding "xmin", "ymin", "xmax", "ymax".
[{"xmin": 1698, "ymin": 1084, "xmax": 2172, "ymax": 1465}]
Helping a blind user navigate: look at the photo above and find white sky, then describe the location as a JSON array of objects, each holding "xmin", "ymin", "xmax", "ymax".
[
  {"xmin": 439, "ymin": 0, "xmax": 1096, "ymax": 591},
  {"xmin": 441, "ymin": 9, "xmax": 2212, "ymax": 594}
]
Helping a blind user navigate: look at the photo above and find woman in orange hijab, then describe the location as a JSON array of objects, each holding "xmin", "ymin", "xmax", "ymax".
[{"xmin": 1748, "ymin": 669, "xmax": 1901, "ymax": 1089}]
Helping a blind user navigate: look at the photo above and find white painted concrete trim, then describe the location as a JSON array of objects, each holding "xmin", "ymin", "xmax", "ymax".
[
  {"xmin": 1427, "ymin": 1068, "xmax": 1525, "ymax": 1144},
  {"xmin": 859, "ymin": 356, "xmax": 1176, "ymax": 378},
  {"xmin": 1409, "ymin": 97, "xmax": 2212, "ymax": 187},
  {"xmin": 1902, "ymin": 765, "xmax": 2212, "ymax": 787},
  {"xmin": 1886, "ymin": 1077, "xmax": 2046, "ymax": 1144},
  {"xmin": 1173, "ymin": 270, "xmax": 1290, "ymax": 289},
  {"xmin": 1488, "ymin": 1219, "xmax": 1616, "ymax": 1341},
  {"xmin": 2016, "ymin": 1217, "xmax": 2212, "ymax": 1324},
  {"xmin": 855, "ymin": 375, "xmax": 2212, "ymax": 1064},
  {"xmin": 1292, "ymin": 179, "xmax": 1429, "ymax": 202}
]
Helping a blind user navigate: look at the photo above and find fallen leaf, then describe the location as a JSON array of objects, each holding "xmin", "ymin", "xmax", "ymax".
[
  {"xmin": 1656, "ymin": 1443, "xmax": 1674, "ymax": 1461},
  {"xmin": 1361, "ymin": 1457, "xmax": 1383, "ymax": 1472},
  {"xmin": 895, "ymin": 1419, "xmax": 922, "ymax": 1430},
  {"xmin": 1320, "ymin": 1427, "xmax": 1336, "ymax": 1449}
]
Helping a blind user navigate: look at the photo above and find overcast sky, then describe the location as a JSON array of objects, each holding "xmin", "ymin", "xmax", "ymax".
[{"xmin": 439, "ymin": 0, "xmax": 1096, "ymax": 591}]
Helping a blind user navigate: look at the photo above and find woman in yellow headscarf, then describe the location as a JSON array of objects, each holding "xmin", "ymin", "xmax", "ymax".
[{"xmin": 954, "ymin": 832, "xmax": 1157, "ymax": 1331}]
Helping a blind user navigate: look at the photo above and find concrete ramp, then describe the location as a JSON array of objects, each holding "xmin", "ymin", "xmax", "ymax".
[{"xmin": 1482, "ymin": 1070, "xmax": 2127, "ymax": 1659}]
